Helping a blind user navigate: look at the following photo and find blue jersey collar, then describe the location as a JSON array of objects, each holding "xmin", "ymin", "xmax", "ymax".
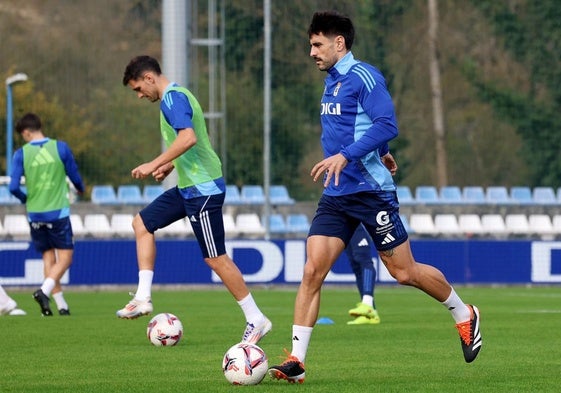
[{"xmin": 328, "ymin": 52, "xmax": 356, "ymax": 77}]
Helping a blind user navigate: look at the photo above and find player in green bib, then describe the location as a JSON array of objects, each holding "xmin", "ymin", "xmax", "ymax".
[
  {"xmin": 10, "ymin": 113, "xmax": 85, "ymax": 316},
  {"xmin": 116, "ymin": 56, "xmax": 271, "ymax": 345}
]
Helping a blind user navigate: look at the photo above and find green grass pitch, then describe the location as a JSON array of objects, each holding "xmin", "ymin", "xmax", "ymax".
[{"xmin": 1, "ymin": 285, "xmax": 560, "ymax": 392}]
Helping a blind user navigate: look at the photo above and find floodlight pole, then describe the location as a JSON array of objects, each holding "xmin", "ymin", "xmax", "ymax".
[{"xmin": 5, "ymin": 73, "xmax": 28, "ymax": 176}]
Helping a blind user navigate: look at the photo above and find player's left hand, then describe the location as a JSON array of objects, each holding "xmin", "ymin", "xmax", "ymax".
[
  {"xmin": 311, "ymin": 153, "xmax": 348, "ymax": 187},
  {"xmin": 131, "ymin": 163, "xmax": 155, "ymax": 179}
]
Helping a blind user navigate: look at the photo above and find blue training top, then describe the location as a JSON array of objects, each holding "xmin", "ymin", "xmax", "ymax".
[{"xmin": 320, "ymin": 52, "xmax": 398, "ymax": 196}]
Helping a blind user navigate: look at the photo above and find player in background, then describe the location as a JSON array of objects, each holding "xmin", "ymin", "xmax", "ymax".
[
  {"xmin": 346, "ymin": 223, "xmax": 380, "ymax": 325},
  {"xmin": 346, "ymin": 151, "xmax": 397, "ymax": 325},
  {"xmin": 10, "ymin": 113, "xmax": 85, "ymax": 316},
  {"xmin": 117, "ymin": 55, "xmax": 271, "ymax": 344},
  {"xmin": 268, "ymin": 11, "xmax": 482, "ymax": 383},
  {"xmin": 0, "ymin": 284, "xmax": 26, "ymax": 316}
]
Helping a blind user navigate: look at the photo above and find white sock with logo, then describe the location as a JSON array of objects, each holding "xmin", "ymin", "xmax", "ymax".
[
  {"xmin": 442, "ymin": 288, "xmax": 471, "ymax": 323},
  {"xmin": 291, "ymin": 325, "xmax": 313, "ymax": 363}
]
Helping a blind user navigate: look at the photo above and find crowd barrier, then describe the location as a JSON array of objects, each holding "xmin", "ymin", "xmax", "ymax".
[{"xmin": 1, "ymin": 238, "xmax": 560, "ymax": 286}]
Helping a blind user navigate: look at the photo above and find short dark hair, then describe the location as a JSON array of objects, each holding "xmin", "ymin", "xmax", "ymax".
[
  {"xmin": 307, "ymin": 11, "xmax": 355, "ymax": 50},
  {"xmin": 15, "ymin": 113, "xmax": 42, "ymax": 134},
  {"xmin": 122, "ymin": 55, "xmax": 162, "ymax": 86}
]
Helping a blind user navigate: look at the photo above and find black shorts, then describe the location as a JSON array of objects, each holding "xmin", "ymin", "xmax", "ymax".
[
  {"xmin": 309, "ymin": 191, "xmax": 408, "ymax": 251},
  {"xmin": 139, "ymin": 187, "xmax": 226, "ymax": 258},
  {"xmin": 30, "ymin": 217, "xmax": 74, "ymax": 253}
]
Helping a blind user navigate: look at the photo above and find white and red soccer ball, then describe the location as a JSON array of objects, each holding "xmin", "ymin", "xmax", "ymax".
[
  {"xmin": 222, "ymin": 342, "xmax": 268, "ymax": 385},
  {"xmin": 146, "ymin": 313, "xmax": 183, "ymax": 346}
]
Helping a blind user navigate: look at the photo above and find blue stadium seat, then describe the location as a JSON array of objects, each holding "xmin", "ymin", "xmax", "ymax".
[
  {"xmin": 510, "ymin": 186, "xmax": 533, "ymax": 205},
  {"xmin": 0, "ymin": 185, "xmax": 18, "ymax": 205},
  {"xmin": 91, "ymin": 185, "xmax": 118, "ymax": 205},
  {"xmin": 143, "ymin": 185, "xmax": 165, "ymax": 203},
  {"xmin": 225, "ymin": 184, "xmax": 243, "ymax": 205},
  {"xmin": 486, "ymin": 186, "xmax": 511, "ymax": 204},
  {"xmin": 286, "ymin": 214, "xmax": 310, "ymax": 233},
  {"xmin": 533, "ymin": 187, "xmax": 557, "ymax": 205},
  {"xmin": 462, "ymin": 186, "xmax": 486, "ymax": 204},
  {"xmin": 439, "ymin": 186, "xmax": 463, "ymax": 204},
  {"xmin": 400, "ymin": 214, "xmax": 414, "ymax": 234},
  {"xmin": 415, "ymin": 186, "xmax": 439, "ymax": 204},
  {"xmin": 396, "ymin": 185, "xmax": 414, "ymax": 205},
  {"xmin": 240, "ymin": 185, "xmax": 265, "ymax": 205},
  {"xmin": 263, "ymin": 214, "xmax": 288, "ymax": 234},
  {"xmin": 269, "ymin": 185, "xmax": 295, "ymax": 205},
  {"xmin": 117, "ymin": 185, "xmax": 144, "ymax": 205}
]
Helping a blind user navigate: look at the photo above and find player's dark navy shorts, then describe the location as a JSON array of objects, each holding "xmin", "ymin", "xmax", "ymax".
[
  {"xmin": 308, "ymin": 191, "xmax": 408, "ymax": 252},
  {"xmin": 30, "ymin": 217, "xmax": 74, "ymax": 253},
  {"xmin": 139, "ymin": 187, "xmax": 226, "ymax": 258}
]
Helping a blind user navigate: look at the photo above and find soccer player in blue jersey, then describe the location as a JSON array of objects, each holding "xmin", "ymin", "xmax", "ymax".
[
  {"xmin": 10, "ymin": 113, "xmax": 85, "ymax": 316},
  {"xmin": 346, "ymin": 151, "xmax": 397, "ymax": 325},
  {"xmin": 116, "ymin": 56, "xmax": 271, "ymax": 344},
  {"xmin": 268, "ymin": 11, "xmax": 482, "ymax": 383}
]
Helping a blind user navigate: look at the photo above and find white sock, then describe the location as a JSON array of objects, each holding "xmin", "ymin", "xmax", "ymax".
[
  {"xmin": 41, "ymin": 278, "xmax": 56, "ymax": 297},
  {"xmin": 361, "ymin": 295, "xmax": 374, "ymax": 308},
  {"xmin": 442, "ymin": 288, "xmax": 471, "ymax": 323},
  {"xmin": 291, "ymin": 325, "xmax": 313, "ymax": 363},
  {"xmin": 237, "ymin": 293, "xmax": 264, "ymax": 324},
  {"xmin": 135, "ymin": 270, "xmax": 154, "ymax": 300},
  {"xmin": 53, "ymin": 292, "xmax": 69, "ymax": 310},
  {"xmin": 0, "ymin": 285, "xmax": 11, "ymax": 304}
]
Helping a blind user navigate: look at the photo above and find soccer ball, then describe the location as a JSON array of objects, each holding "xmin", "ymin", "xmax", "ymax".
[
  {"xmin": 222, "ymin": 342, "xmax": 268, "ymax": 385},
  {"xmin": 146, "ymin": 313, "xmax": 183, "ymax": 346}
]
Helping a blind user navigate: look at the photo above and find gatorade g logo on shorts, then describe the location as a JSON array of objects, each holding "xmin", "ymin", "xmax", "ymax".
[{"xmin": 376, "ymin": 211, "xmax": 390, "ymax": 226}]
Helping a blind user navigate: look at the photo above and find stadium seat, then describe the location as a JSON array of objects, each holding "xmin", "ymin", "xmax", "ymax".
[
  {"xmin": 225, "ymin": 184, "xmax": 243, "ymax": 205},
  {"xmin": 264, "ymin": 214, "xmax": 288, "ymax": 234},
  {"xmin": 505, "ymin": 214, "xmax": 530, "ymax": 235},
  {"xmin": 486, "ymin": 186, "xmax": 511, "ymax": 204},
  {"xmin": 235, "ymin": 213, "xmax": 266, "ymax": 237},
  {"xmin": 84, "ymin": 214, "xmax": 113, "ymax": 237},
  {"xmin": 117, "ymin": 185, "xmax": 144, "ymax": 205},
  {"xmin": 434, "ymin": 214, "xmax": 461, "ymax": 236},
  {"xmin": 143, "ymin": 185, "xmax": 165, "ymax": 203},
  {"xmin": 400, "ymin": 214, "xmax": 414, "ymax": 234},
  {"xmin": 269, "ymin": 185, "xmax": 295, "ymax": 205},
  {"xmin": 462, "ymin": 186, "xmax": 486, "ymax": 204},
  {"xmin": 286, "ymin": 214, "xmax": 310, "ymax": 234},
  {"xmin": 552, "ymin": 215, "xmax": 561, "ymax": 235},
  {"xmin": 510, "ymin": 186, "xmax": 533, "ymax": 205},
  {"xmin": 70, "ymin": 214, "xmax": 88, "ymax": 237},
  {"xmin": 158, "ymin": 218, "xmax": 192, "ymax": 237},
  {"xmin": 528, "ymin": 214, "xmax": 555, "ymax": 238},
  {"xmin": 240, "ymin": 185, "xmax": 265, "ymax": 205},
  {"xmin": 91, "ymin": 185, "xmax": 118, "ymax": 205},
  {"xmin": 480, "ymin": 214, "xmax": 507, "ymax": 236},
  {"xmin": 439, "ymin": 186, "xmax": 463, "ymax": 204},
  {"xmin": 223, "ymin": 213, "xmax": 239, "ymax": 238},
  {"xmin": 458, "ymin": 214, "xmax": 484, "ymax": 236},
  {"xmin": 0, "ymin": 219, "xmax": 6, "ymax": 237},
  {"xmin": 409, "ymin": 214, "xmax": 437, "ymax": 235},
  {"xmin": 0, "ymin": 185, "xmax": 18, "ymax": 205},
  {"xmin": 111, "ymin": 213, "xmax": 134, "ymax": 237},
  {"xmin": 3, "ymin": 214, "xmax": 30, "ymax": 239},
  {"xmin": 396, "ymin": 185, "xmax": 414, "ymax": 205},
  {"xmin": 415, "ymin": 186, "xmax": 439, "ymax": 204},
  {"xmin": 533, "ymin": 187, "xmax": 557, "ymax": 205}
]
